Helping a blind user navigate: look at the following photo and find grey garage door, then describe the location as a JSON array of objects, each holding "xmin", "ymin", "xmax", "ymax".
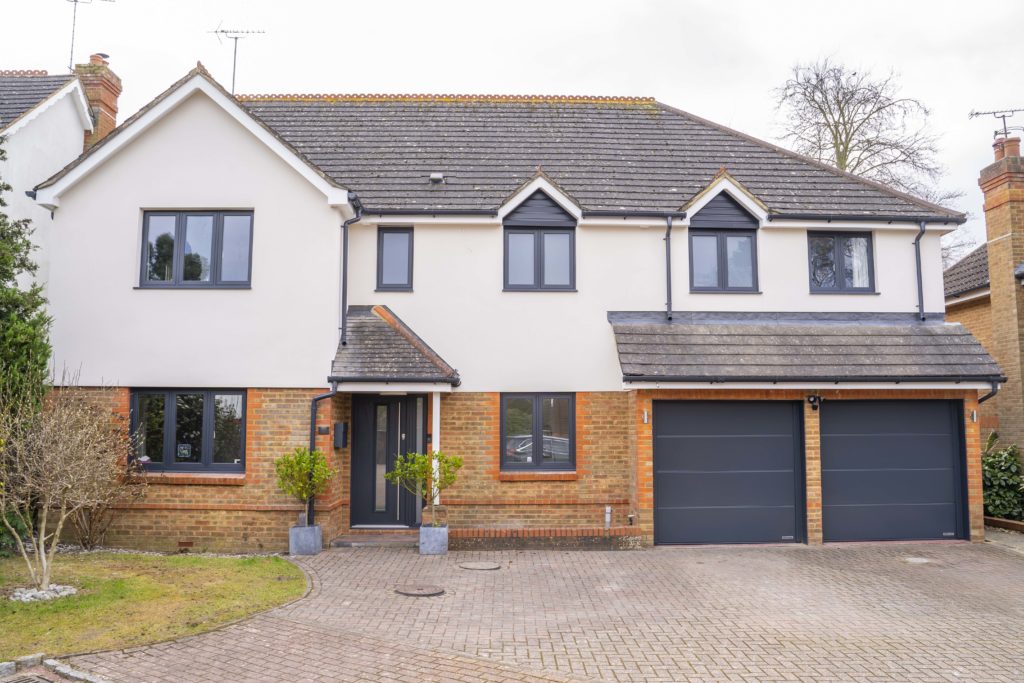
[
  {"xmin": 821, "ymin": 400, "xmax": 966, "ymax": 542},
  {"xmin": 653, "ymin": 401, "xmax": 804, "ymax": 544}
]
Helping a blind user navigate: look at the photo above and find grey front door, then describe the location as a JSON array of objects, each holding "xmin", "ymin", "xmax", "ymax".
[
  {"xmin": 820, "ymin": 400, "xmax": 966, "ymax": 542},
  {"xmin": 653, "ymin": 401, "xmax": 805, "ymax": 544},
  {"xmin": 350, "ymin": 395, "xmax": 426, "ymax": 527}
]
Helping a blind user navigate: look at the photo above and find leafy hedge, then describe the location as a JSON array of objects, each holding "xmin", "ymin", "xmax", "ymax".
[{"xmin": 982, "ymin": 432, "xmax": 1024, "ymax": 521}]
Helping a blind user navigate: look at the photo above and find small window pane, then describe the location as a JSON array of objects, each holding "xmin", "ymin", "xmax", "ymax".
[
  {"xmin": 380, "ymin": 231, "xmax": 411, "ymax": 287},
  {"xmin": 542, "ymin": 232, "xmax": 571, "ymax": 286},
  {"xmin": 507, "ymin": 232, "xmax": 536, "ymax": 286},
  {"xmin": 145, "ymin": 216, "xmax": 176, "ymax": 281},
  {"xmin": 503, "ymin": 397, "xmax": 534, "ymax": 464},
  {"xmin": 374, "ymin": 405, "xmax": 388, "ymax": 512},
  {"xmin": 137, "ymin": 394, "xmax": 165, "ymax": 464},
  {"xmin": 221, "ymin": 215, "xmax": 252, "ymax": 282},
  {"xmin": 725, "ymin": 235, "xmax": 753, "ymax": 288},
  {"xmin": 174, "ymin": 393, "xmax": 204, "ymax": 464},
  {"xmin": 183, "ymin": 215, "xmax": 214, "ymax": 282},
  {"xmin": 540, "ymin": 396, "xmax": 571, "ymax": 465},
  {"xmin": 809, "ymin": 235, "xmax": 837, "ymax": 289},
  {"xmin": 691, "ymin": 234, "xmax": 719, "ymax": 287},
  {"xmin": 212, "ymin": 394, "xmax": 244, "ymax": 464},
  {"xmin": 843, "ymin": 236, "xmax": 871, "ymax": 289}
]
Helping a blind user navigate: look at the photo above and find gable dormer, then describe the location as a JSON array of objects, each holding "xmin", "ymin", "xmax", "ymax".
[
  {"xmin": 504, "ymin": 190, "xmax": 577, "ymax": 228},
  {"xmin": 689, "ymin": 192, "xmax": 759, "ymax": 230}
]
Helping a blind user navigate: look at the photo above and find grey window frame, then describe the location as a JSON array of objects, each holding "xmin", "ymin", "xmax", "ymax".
[
  {"xmin": 140, "ymin": 210, "xmax": 253, "ymax": 288},
  {"xmin": 130, "ymin": 389, "xmax": 246, "ymax": 472},
  {"xmin": 499, "ymin": 392, "xmax": 576, "ymax": 471},
  {"xmin": 503, "ymin": 228, "xmax": 576, "ymax": 291},
  {"xmin": 376, "ymin": 227, "xmax": 414, "ymax": 291},
  {"xmin": 688, "ymin": 228, "xmax": 759, "ymax": 292},
  {"xmin": 807, "ymin": 231, "xmax": 875, "ymax": 294}
]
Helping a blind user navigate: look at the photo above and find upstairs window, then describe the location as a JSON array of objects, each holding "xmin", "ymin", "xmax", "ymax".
[
  {"xmin": 377, "ymin": 227, "xmax": 413, "ymax": 291},
  {"xmin": 141, "ymin": 211, "xmax": 253, "ymax": 288},
  {"xmin": 503, "ymin": 190, "xmax": 576, "ymax": 291},
  {"xmin": 808, "ymin": 232, "xmax": 874, "ymax": 293},
  {"xmin": 688, "ymin": 192, "xmax": 760, "ymax": 293},
  {"xmin": 132, "ymin": 389, "xmax": 245, "ymax": 472}
]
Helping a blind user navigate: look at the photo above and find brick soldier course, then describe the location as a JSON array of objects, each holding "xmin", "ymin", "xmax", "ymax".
[{"xmin": 62, "ymin": 544, "xmax": 1024, "ymax": 683}]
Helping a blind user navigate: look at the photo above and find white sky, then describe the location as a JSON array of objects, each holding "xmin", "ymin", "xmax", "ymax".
[{"xmin": 6, "ymin": 0, "xmax": 1023, "ymax": 246}]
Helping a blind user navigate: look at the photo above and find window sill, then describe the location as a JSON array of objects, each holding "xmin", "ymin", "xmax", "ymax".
[
  {"xmin": 375, "ymin": 288, "xmax": 413, "ymax": 293},
  {"xmin": 136, "ymin": 472, "xmax": 246, "ymax": 486},
  {"xmin": 499, "ymin": 471, "xmax": 578, "ymax": 482},
  {"xmin": 689, "ymin": 290, "xmax": 762, "ymax": 294},
  {"xmin": 502, "ymin": 288, "xmax": 578, "ymax": 293},
  {"xmin": 133, "ymin": 285, "xmax": 252, "ymax": 290},
  {"xmin": 809, "ymin": 290, "xmax": 880, "ymax": 295}
]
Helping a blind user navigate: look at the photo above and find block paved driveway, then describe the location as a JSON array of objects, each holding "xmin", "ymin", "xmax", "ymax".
[{"xmin": 66, "ymin": 543, "xmax": 1024, "ymax": 682}]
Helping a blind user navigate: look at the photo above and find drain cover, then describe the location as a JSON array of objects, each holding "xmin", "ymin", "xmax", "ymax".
[
  {"xmin": 395, "ymin": 584, "xmax": 444, "ymax": 597},
  {"xmin": 459, "ymin": 561, "xmax": 501, "ymax": 571},
  {"xmin": 904, "ymin": 557, "xmax": 931, "ymax": 564}
]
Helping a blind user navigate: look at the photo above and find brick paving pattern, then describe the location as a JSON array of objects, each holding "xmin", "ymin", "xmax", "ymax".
[{"xmin": 66, "ymin": 544, "xmax": 1024, "ymax": 682}]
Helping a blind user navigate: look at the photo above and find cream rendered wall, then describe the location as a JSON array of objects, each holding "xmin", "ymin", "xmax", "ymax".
[
  {"xmin": 348, "ymin": 220, "xmax": 947, "ymax": 392},
  {"xmin": 2, "ymin": 91, "xmax": 87, "ymax": 288},
  {"xmin": 46, "ymin": 92, "xmax": 342, "ymax": 387}
]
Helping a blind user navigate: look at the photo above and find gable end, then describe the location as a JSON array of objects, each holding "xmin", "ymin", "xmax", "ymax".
[
  {"xmin": 690, "ymin": 192, "xmax": 759, "ymax": 229},
  {"xmin": 503, "ymin": 190, "xmax": 577, "ymax": 227}
]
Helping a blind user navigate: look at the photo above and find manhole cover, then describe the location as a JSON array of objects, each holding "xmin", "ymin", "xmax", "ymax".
[
  {"xmin": 459, "ymin": 561, "xmax": 501, "ymax": 571},
  {"xmin": 904, "ymin": 557, "xmax": 931, "ymax": 564},
  {"xmin": 395, "ymin": 584, "xmax": 445, "ymax": 597}
]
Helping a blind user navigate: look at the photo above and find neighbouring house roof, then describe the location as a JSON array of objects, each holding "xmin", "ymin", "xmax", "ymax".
[
  {"xmin": 608, "ymin": 311, "xmax": 1003, "ymax": 383},
  {"xmin": 0, "ymin": 71, "xmax": 77, "ymax": 133},
  {"xmin": 330, "ymin": 305, "xmax": 459, "ymax": 384},
  {"xmin": 236, "ymin": 94, "xmax": 963, "ymax": 220},
  {"xmin": 943, "ymin": 244, "xmax": 989, "ymax": 298}
]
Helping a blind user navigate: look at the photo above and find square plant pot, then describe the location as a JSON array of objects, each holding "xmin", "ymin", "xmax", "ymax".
[
  {"xmin": 419, "ymin": 525, "xmax": 448, "ymax": 555},
  {"xmin": 289, "ymin": 524, "xmax": 323, "ymax": 556}
]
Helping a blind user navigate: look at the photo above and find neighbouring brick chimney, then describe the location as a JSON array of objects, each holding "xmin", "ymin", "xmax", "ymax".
[
  {"xmin": 74, "ymin": 53, "xmax": 122, "ymax": 149},
  {"xmin": 980, "ymin": 135, "xmax": 1024, "ymax": 447}
]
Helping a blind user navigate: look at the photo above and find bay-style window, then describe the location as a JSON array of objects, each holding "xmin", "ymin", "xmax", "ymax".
[
  {"xmin": 808, "ymin": 231, "xmax": 874, "ymax": 293},
  {"xmin": 132, "ymin": 390, "xmax": 245, "ymax": 472},
  {"xmin": 689, "ymin": 229, "xmax": 758, "ymax": 292},
  {"xmin": 141, "ymin": 211, "xmax": 253, "ymax": 287},
  {"xmin": 500, "ymin": 393, "xmax": 575, "ymax": 470}
]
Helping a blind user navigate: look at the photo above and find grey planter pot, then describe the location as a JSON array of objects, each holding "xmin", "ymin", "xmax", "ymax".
[
  {"xmin": 289, "ymin": 524, "xmax": 323, "ymax": 556},
  {"xmin": 419, "ymin": 525, "xmax": 448, "ymax": 555}
]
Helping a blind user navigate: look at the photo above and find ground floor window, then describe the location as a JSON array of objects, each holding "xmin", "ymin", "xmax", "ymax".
[
  {"xmin": 500, "ymin": 393, "xmax": 575, "ymax": 470},
  {"xmin": 131, "ymin": 389, "xmax": 246, "ymax": 472}
]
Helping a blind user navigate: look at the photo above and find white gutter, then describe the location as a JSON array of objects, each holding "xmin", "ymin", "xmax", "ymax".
[{"xmin": 624, "ymin": 381, "xmax": 995, "ymax": 392}]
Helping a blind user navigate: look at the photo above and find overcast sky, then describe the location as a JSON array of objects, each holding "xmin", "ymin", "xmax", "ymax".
[{"xmin": 7, "ymin": 0, "xmax": 1023, "ymax": 247}]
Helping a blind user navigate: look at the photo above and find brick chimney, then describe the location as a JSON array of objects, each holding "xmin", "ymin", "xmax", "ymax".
[
  {"xmin": 980, "ymin": 135, "xmax": 1024, "ymax": 446},
  {"xmin": 74, "ymin": 53, "xmax": 122, "ymax": 149}
]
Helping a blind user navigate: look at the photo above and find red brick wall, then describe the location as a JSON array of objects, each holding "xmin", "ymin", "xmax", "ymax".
[{"xmin": 946, "ymin": 296, "xmax": 999, "ymax": 432}]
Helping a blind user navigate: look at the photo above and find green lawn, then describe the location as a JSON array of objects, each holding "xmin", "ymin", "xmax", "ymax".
[{"xmin": 0, "ymin": 551, "xmax": 306, "ymax": 660}]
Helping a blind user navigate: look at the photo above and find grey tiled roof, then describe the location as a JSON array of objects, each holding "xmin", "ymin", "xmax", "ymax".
[
  {"xmin": 331, "ymin": 305, "xmax": 459, "ymax": 384},
  {"xmin": 0, "ymin": 73, "xmax": 75, "ymax": 131},
  {"xmin": 943, "ymin": 244, "xmax": 989, "ymax": 298},
  {"xmin": 239, "ymin": 96, "xmax": 962, "ymax": 220},
  {"xmin": 609, "ymin": 312, "xmax": 1002, "ymax": 382}
]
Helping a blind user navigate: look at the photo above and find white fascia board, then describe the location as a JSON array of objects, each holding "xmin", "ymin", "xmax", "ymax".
[
  {"xmin": 335, "ymin": 382, "xmax": 454, "ymax": 394},
  {"xmin": 497, "ymin": 176, "xmax": 582, "ymax": 222},
  {"xmin": 763, "ymin": 219, "xmax": 952, "ymax": 232},
  {"xmin": 945, "ymin": 288, "xmax": 991, "ymax": 306},
  {"xmin": 2, "ymin": 79, "xmax": 93, "ymax": 137},
  {"xmin": 682, "ymin": 176, "xmax": 768, "ymax": 227},
  {"xmin": 624, "ymin": 381, "xmax": 994, "ymax": 391},
  {"xmin": 34, "ymin": 75, "xmax": 349, "ymax": 210},
  {"xmin": 361, "ymin": 214, "xmax": 501, "ymax": 227}
]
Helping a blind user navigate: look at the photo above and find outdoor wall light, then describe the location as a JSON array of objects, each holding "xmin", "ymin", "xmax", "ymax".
[{"xmin": 806, "ymin": 395, "xmax": 822, "ymax": 411}]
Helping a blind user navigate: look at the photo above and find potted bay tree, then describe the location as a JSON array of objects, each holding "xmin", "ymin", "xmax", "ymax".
[
  {"xmin": 385, "ymin": 451, "xmax": 462, "ymax": 555},
  {"xmin": 275, "ymin": 446, "xmax": 335, "ymax": 555}
]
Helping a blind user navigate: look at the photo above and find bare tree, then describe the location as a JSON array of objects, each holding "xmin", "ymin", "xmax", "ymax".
[
  {"xmin": 0, "ymin": 378, "xmax": 144, "ymax": 589},
  {"xmin": 775, "ymin": 58, "xmax": 962, "ymax": 206}
]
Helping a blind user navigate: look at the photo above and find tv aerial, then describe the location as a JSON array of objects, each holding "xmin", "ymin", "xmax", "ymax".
[
  {"xmin": 969, "ymin": 108, "xmax": 1024, "ymax": 139},
  {"xmin": 66, "ymin": 0, "xmax": 115, "ymax": 72},
  {"xmin": 209, "ymin": 23, "xmax": 266, "ymax": 94}
]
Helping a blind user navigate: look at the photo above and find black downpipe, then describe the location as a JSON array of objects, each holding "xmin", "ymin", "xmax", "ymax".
[
  {"xmin": 664, "ymin": 216, "xmax": 673, "ymax": 321},
  {"xmin": 340, "ymin": 193, "xmax": 364, "ymax": 346},
  {"xmin": 306, "ymin": 382, "xmax": 338, "ymax": 527},
  {"xmin": 913, "ymin": 221, "xmax": 927, "ymax": 321},
  {"xmin": 979, "ymin": 381, "xmax": 1000, "ymax": 404}
]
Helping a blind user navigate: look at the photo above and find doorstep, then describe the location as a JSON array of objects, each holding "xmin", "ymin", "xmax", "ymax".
[{"xmin": 331, "ymin": 531, "xmax": 418, "ymax": 548}]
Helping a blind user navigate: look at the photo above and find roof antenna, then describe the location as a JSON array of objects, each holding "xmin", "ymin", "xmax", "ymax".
[
  {"xmin": 209, "ymin": 23, "xmax": 266, "ymax": 94},
  {"xmin": 969, "ymin": 108, "xmax": 1024, "ymax": 139},
  {"xmin": 66, "ymin": 0, "xmax": 115, "ymax": 72}
]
